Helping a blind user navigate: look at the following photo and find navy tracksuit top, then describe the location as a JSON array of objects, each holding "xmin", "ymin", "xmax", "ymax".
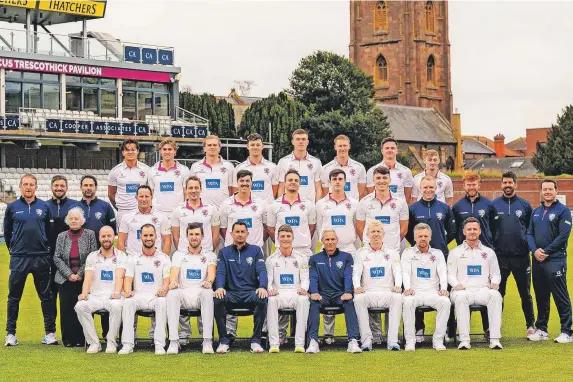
[
  {"xmin": 4, "ymin": 197, "xmax": 53, "ymax": 256},
  {"xmin": 527, "ymin": 200, "xmax": 572, "ymax": 260},
  {"xmin": 407, "ymin": 196, "xmax": 456, "ymax": 256},
  {"xmin": 493, "ymin": 194, "xmax": 532, "ymax": 257},
  {"xmin": 452, "ymin": 194, "xmax": 498, "ymax": 248},
  {"xmin": 309, "ymin": 249, "xmax": 353, "ymax": 295},
  {"xmin": 216, "ymin": 243, "xmax": 268, "ymax": 291}
]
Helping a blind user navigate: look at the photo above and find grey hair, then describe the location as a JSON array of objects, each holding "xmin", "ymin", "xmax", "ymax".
[
  {"xmin": 64, "ymin": 206, "xmax": 86, "ymax": 226},
  {"xmin": 321, "ymin": 229, "xmax": 338, "ymax": 240},
  {"xmin": 414, "ymin": 223, "xmax": 432, "ymax": 235}
]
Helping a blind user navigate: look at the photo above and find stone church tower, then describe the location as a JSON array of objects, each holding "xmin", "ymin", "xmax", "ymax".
[{"xmin": 349, "ymin": 1, "xmax": 453, "ymax": 122}]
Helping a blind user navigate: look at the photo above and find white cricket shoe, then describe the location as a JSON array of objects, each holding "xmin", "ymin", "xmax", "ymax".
[
  {"xmin": 118, "ymin": 344, "xmax": 133, "ymax": 355},
  {"xmin": 360, "ymin": 339, "xmax": 372, "ymax": 351},
  {"xmin": 86, "ymin": 343, "xmax": 101, "ymax": 353},
  {"xmin": 166, "ymin": 341, "xmax": 180, "ymax": 355},
  {"xmin": 42, "ymin": 333, "xmax": 58, "ymax": 345},
  {"xmin": 405, "ymin": 342, "xmax": 416, "ymax": 352},
  {"xmin": 216, "ymin": 343, "xmax": 230, "ymax": 354},
  {"xmin": 526, "ymin": 327, "xmax": 536, "ymax": 339},
  {"xmin": 306, "ymin": 339, "xmax": 320, "ymax": 353},
  {"xmin": 489, "ymin": 339, "xmax": 503, "ymax": 349},
  {"xmin": 347, "ymin": 339, "xmax": 363, "ymax": 353},
  {"xmin": 4, "ymin": 334, "xmax": 18, "ymax": 347},
  {"xmin": 457, "ymin": 341, "xmax": 471, "ymax": 350},
  {"xmin": 528, "ymin": 329, "xmax": 549, "ymax": 341},
  {"xmin": 105, "ymin": 341, "xmax": 117, "ymax": 354},
  {"xmin": 155, "ymin": 345, "xmax": 166, "ymax": 355},
  {"xmin": 202, "ymin": 341, "xmax": 214, "ymax": 354},
  {"xmin": 250, "ymin": 342, "xmax": 264, "ymax": 353},
  {"xmin": 554, "ymin": 333, "xmax": 573, "ymax": 344},
  {"xmin": 433, "ymin": 340, "xmax": 446, "ymax": 351}
]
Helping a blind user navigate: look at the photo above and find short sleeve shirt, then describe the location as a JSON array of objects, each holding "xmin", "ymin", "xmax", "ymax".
[
  {"xmin": 411, "ymin": 170, "xmax": 454, "ymax": 203},
  {"xmin": 108, "ymin": 161, "xmax": 151, "ymax": 211},
  {"xmin": 121, "ymin": 251, "xmax": 171, "ymax": 296},
  {"xmin": 170, "ymin": 201, "xmax": 220, "ymax": 252},
  {"xmin": 119, "ymin": 209, "xmax": 171, "ymax": 255},
  {"xmin": 277, "ymin": 153, "xmax": 322, "ymax": 202},
  {"xmin": 148, "ymin": 161, "xmax": 190, "ymax": 214},
  {"xmin": 189, "ymin": 157, "xmax": 234, "ymax": 207},
  {"xmin": 219, "ymin": 194, "xmax": 268, "ymax": 247},
  {"xmin": 320, "ymin": 157, "xmax": 366, "ymax": 200},
  {"xmin": 171, "ymin": 249, "xmax": 217, "ymax": 290},
  {"xmin": 366, "ymin": 161, "xmax": 414, "ymax": 199},
  {"xmin": 357, "ymin": 193, "xmax": 409, "ymax": 250},
  {"xmin": 267, "ymin": 195, "xmax": 317, "ymax": 251},
  {"xmin": 233, "ymin": 158, "xmax": 279, "ymax": 203},
  {"xmin": 315, "ymin": 194, "xmax": 358, "ymax": 247},
  {"xmin": 84, "ymin": 248, "xmax": 128, "ymax": 298}
]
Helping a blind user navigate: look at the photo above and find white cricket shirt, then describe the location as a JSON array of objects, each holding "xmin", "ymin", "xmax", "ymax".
[{"xmin": 108, "ymin": 161, "xmax": 151, "ymax": 211}]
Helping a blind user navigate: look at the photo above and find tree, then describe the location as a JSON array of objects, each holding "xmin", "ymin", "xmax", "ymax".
[
  {"xmin": 179, "ymin": 92, "xmax": 236, "ymax": 138},
  {"xmin": 532, "ymin": 105, "xmax": 573, "ymax": 175}
]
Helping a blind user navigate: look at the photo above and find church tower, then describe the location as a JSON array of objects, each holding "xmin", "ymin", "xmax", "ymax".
[{"xmin": 349, "ymin": 1, "xmax": 453, "ymax": 122}]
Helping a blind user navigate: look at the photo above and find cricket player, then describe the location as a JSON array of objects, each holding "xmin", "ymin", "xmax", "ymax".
[
  {"xmin": 306, "ymin": 230, "xmax": 362, "ymax": 354},
  {"xmin": 448, "ymin": 217, "xmax": 503, "ymax": 350},
  {"xmin": 320, "ymin": 135, "xmax": 367, "ymax": 200},
  {"xmin": 526, "ymin": 179, "xmax": 573, "ymax": 343},
  {"xmin": 108, "ymin": 139, "xmax": 151, "ymax": 228},
  {"xmin": 402, "ymin": 223, "xmax": 451, "ymax": 351},
  {"xmin": 353, "ymin": 220, "xmax": 403, "ymax": 351},
  {"xmin": 166, "ymin": 223, "xmax": 216, "ymax": 354},
  {"xmin": 266, "ymin": 224, "xmax": 310, "ymax": 353},
  {"xmin": 411, "ymin": 149, "xmax": 454, "ymax": 205},
  {"xmin": 214, "ymin": 222, "xmax": 268, "ymax": 354},
  {"xmin": 118, "ymin": 224, "xmax": 171, "ymax": 355},
  {"xmin": 75, "ymin": 226, "xmax": 126, "ymax": 353}
]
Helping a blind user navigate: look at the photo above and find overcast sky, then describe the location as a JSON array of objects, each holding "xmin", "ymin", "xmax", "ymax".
[{"xmin": 45, "ymin": 1, "xmax": 573, "ymax": 141}]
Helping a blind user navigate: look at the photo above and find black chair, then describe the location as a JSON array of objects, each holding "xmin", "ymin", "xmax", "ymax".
[
  {"xmin": 84, "ymin": 309, "xmax": 109, "ymax": 349},
  {"xmin": 262, "ymin": 308, "xmax": 297, "ymax": 349},
  {"xmin": 402, "ymin": 305, "xmax": 436, "ymax": 345},
  {"xmin": 451, "ymin": 304, "xmax": 489, "ymax": 344},
  {"xmin": 134, "ymin": 309, "xmax": 155, "ymax": 346},
  {"xmin": 368, "ymin": 307, "xmax": 390, "ymax": 345}
]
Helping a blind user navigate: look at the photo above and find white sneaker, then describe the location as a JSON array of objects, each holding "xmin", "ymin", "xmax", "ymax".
[
  {"xmin": 405, "ymin": 342, "xmax": 415, "ymax": 351},
  {"xmin": 458, "ymin": 341, "xmax": 471, "ymax": 350},
  {"xmin": 42, "ymin": 333, "xmax": 58, "ymax": 345},
  {"xmin": 105, "ymin": 341, "xmax": 117, "ymax": 354},
  {"xmin": 216, "ymin": 343, "xmax": 230, "ymax": 354},
  {"xmin": 415, "ymin": 329, "xmax": 425, "ymax": 343},
  {"xmin": 489, "ymin": 339, "xmax": 503, "ymax": 349},
  {"xmin": 347, "ymin": 339, "xmax": 363, "ymax": 353},
  {"xmin": 433, "ymin": 340, "xmax": 446, "ymax": 351},
  {"xmin": 155, "ymin": 345, "xmax": 166, "ymax": 355},
  {"xmin": 202, "ymin": 341, "xmax": 214, "ymax": 354},
  {"xmin": 166, "ymin": 341, "xmax": 179, "ymax": 355},
  {"xmin": 306, "ymin": 339, "xmax": 320, "ymax": 353},
  {"xmin": 528, "ymin": 329, "xmax": 549, "ymax": 341},
  {"xmin": 360, "ymin": 339, "xmax": 372, "ymax": 351},
  {"xmin": 269, "ymin": 345, "xmax": 280, "ymax": 353},
  {"xmin": 554, "ymin": 333, "xmax": 573, "ymax": 344},
  {"xmin": 118, "ymin": 344, "xmax": 133, "ymax": 355},
  {"xmin": 323, "ymin": 336, "xmax": 335, "ymax": 345},
  {"xmin": 4, "ymin": 334, "xmax": 18, "ymax": 347},
  {"xmin": 86, "ymin": 343, "xmax": 101, "ymax": 353},
  {"xmin": 250, "ymin": 342, "xmax": 264, "ymax": 353},
  {"xmin": 387, "ymin": 343, "xmax": 400, "ymax": 351},
  {"xmin": 526, "ymin": 327, "xmax": 536, "ymax": 339},
  {"xmin": 294, "ymin": 346, "xmax": 305, "ymax": 353}
]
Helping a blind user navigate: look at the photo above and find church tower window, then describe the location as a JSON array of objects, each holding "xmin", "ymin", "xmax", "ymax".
[{"xmin": 374, "ymin": 1, "xmax": 388, "ymax": 32}]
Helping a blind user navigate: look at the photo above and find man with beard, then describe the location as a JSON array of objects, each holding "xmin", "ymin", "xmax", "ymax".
[
  {"xmin": 75, "ymin": 226, "xmax": 126, "ymax": 353},
  {"xmin": 75, "ymin": 175, "xmax": 117, "ymax": 243},
  {"xmin": 493, "ymin": 171, "xmax": 535, "ymax": 339},
  {"xmin": 118, "ymin": 224, "xmax": 171, "ymax": 355}
]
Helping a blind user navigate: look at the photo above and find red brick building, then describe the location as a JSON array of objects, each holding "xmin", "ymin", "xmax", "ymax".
[{"xmin": 525, "ymin": 127, "xmax": 551, "ymax": 156}]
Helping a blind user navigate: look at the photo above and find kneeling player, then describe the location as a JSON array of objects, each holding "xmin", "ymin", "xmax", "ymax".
[
  {"xmin": 166, "ymin": 223, "xmax": 216, "ymax": 354},
  {"xmin": 353, "ymin": 220, "xmax": 402, "ymax": 351},
  {"xmin": 118, "ymin": 224, "xmax": 171, "ymax": 355},
  {"xmin": 75, "ymin": 226, "xmax": 126, "ymax": 353},
  {"xmin": 266, "ymin": 224, "xmax": 310, "ymax": 353},
  {"xmin": 448, "ymin": 217, "xmax": 503, "ymax": 350},
  {"xmin": 402, "ymin": 223, "xmax": 450, "ymax": 351}
]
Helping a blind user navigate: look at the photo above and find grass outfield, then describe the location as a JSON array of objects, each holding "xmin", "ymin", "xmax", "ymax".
[{"xmin": 1, "ymin": 242, "xmax": 573, "ymax": 381}]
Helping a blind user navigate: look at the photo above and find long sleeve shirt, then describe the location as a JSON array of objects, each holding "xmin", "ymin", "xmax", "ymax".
[
  {"xmin": 452, "ymin": 194, "xmax": 498, "ymax": 248},
  {"xmin": 447, "ymin": 241, "xmax": 501, "ymax": 290},
  {"xmin": 352, "ymin": 245, "xmax": 402, "ymax": 292},
  {"xmin": 407, "ymin": 197, "xmax": 456, "ymax": 256},
  {"xmin": 401, "ymin": 246, "xmax": 447, "ymax": 292},
  {"xmin": 309, "ymin": 249, "xmax": 353, "ymax": 295},
  {"xmin": 4, "ymin": 197, "xmax": 53, "ymax": 256},
  {"xmin": 75, "ymin": 198, "xmax": 117, "ymax": 241},
  {"xmin": 526, "ymin": 200, "xmax": 572, "ymax": 260},
  {"xmin": 265, "ymin": 249, "xmax": 310, "ymax": 292},
  {"xmin": 493, "ymin": 194, "xmax": 532, "ymax": 257},
  {"xmin": 215, "ymin": 243, "xmax": 268, "ymax": 291}
]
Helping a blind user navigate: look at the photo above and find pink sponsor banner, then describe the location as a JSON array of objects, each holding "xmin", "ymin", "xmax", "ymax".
[{"xmin": 0, "ymin": 57, "xmax": 172, "ymax": 83}]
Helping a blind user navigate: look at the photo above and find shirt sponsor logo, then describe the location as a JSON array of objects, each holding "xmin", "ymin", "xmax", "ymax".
[
  {"xmin": 417, "ymin": 268, "xmax": 431, "ymax": 279},
  {"xmin": 126, "ymin": 184, "xmax": 138, "ymax": 194},
  {"xmin": 252, "ymin": 180, "xmax": 265, "ymax": 191},
  {"xmin": 344, "ymin": 182, "xmax": 351, "ymax": 192},
  {"xmin": 300, "ymin": 176, "xmax": 309, "ymax": 186},
  {"xmin": 101, "ymin": 270, "xmax": 113, "ymax": 282},
  {"xmin": 186, "ymin": 269, "xmax": 201, "ymax": 280},
  {"xmin": 136, "ymin": 229, "xmax": 141, "ymax": 240},
  {"xmin": 280, "ymin": 274, "xmax": 294, "ymax": 285},
  {"xmin": 389, "ymin": 185, "xmax": 398, "ymax": 193},
  {"xmin": 238, "ymin": 218, "xmax": 253, "ymax": 228},
  {"xmin": 141, "ymin": 272, "xmax": 155, "ymax": 284},
  {"xmin": 331, "ymin": 215, "xmax": 346, "ymax": 226},
  {"xmin": 375, "ymin": 216, "xmax": 391, "ymax": 224},
  {"xmin": 467, "ymin": 265, "xmax": 482, "ymax": 276},
  {"xmin": 206, "ymin": 179, "xmax": 221, "ymax": 189},
  {"xmin": 285, "ymin": 216, "xmax": 300, "ymax": 227},
  {"xmin": 370, "ymin": 267, "xmax": 385, "ymax": 278},
  {"xmin": 160, "ymin": 182, "xmax": 175, "ymax": 192}
]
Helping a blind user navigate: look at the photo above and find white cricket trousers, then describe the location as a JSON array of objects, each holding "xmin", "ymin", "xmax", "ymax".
[
  {"xmin": 121, "ymin": 294, "xmax": 167, "ymax": 347},
  {"xmin": 267, "ymin": 292, "xmax": 310, "ymax": 347},
  {"xmin": 451, "ymin": 287, "xmax": 502, "ymax": 342},
  {"xmin": 354, "ymin": 291, "xmax": 403, "ymax": 345},
  {"xmin": 403, "ymin": 292, "xmax": 451, "ymax": 344},
  {"xmin": 167, "ymin": 288, "xmax": 214, "ymax": 341},
  {"xmin": 75, "ymin": 296, "xmax": 123, "ymax": 346}
]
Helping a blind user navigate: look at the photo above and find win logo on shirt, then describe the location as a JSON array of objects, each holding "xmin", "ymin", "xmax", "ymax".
[
  {"xmin": 300, "ymin": 176, "xmax": 309, "ymax": 186},
  {"xmin": 100, "ymin": 270, "xmax": 113, "ymax": 282},
  {"xmin": 136, "ymin": 229, "xmax": 141, "ymax": 240},
  {"xmin": 467, "ymin": 265, "xmax": 482, "ymax": 276},
  {"xmin": 126, "ymin": 184, "xmax": 139, "ymax": 194},
  {"xmin": 331, "ymin": 215, "xmax": 346, "ymax": 226},
  {"xmin": 280, "ymin": 274, "xmax": 294, "ymax": 285},
  {"xmin": 238, "ymin": 218, "xmax": 253, "ymax": 228},
  {"xmin": 375, "ymin": 216, "xmax": 391, "ymax": 224},
  {"xmin": 370, "ymin": 267, "xmax": 385, "ymax": 278},
  {"xmin": 186, "ymin": 269, "xmax": 201, "ymax": 280},
  {"xmin": 205, "ymin": 179, "xmax": 221, "ymax": 189},
  {"xmin": 252, "ymin": 180, "xmax": 264, "ymax": 191},
  {"xmin": 285, "ymin": 216, "xmax": 301, "ymax": 227},
  {"xmin": 417, "ymin": 268, "xmax": 431, "ymax": 279},
  {"xmin": 160, "ymin": 182, "xmax": 175, "ymax": 192},
  {"xmin": 344, "ymin": 182, "xmax": 351, "ymax": 192},
  {"xmin": 141, "ymin": 272, "xmax": 155, "ymax": 284}
]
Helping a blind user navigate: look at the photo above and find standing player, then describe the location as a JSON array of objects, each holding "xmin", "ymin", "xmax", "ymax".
[
  {"xmin": 76, "ymin": 175, "xmax": 117, "ymax": 243},
  {"xmin": 366, "ymin": 137, "xmax": 414, "ymax": 201},
  {"xmin": 526, "ymin": 179, "xmax": 573, "ymax": 343},
  {"xmin": 266, "ymin": 225, "xmax": 310, "ymax": 353},
  {"xmin": 108, "ymin": 139, "xmax": 150, "ymax": 228},
  {"xmin": 148, "ymin": 139, "xmax": 190, "ymax": 217},
  {"xmin": 118, "ymin": 224, "xmax": 171, "ymax": 355},
  {"xmin": 75, "ymin": 226, "xmax": 126, "ymax": 353},
  {"xmin": 402, "ymin": 223, "xmax": 451, "ymax": 351},
  {"xmin": 277, "ymin": 129, "xmax": 322, "ymax": 202},
  {"xmin": 4, "ymin": 174, "xmax": 57, "ymax": 347},
  {"xmin": 493, "ymin": 171, "xmax": 535, "ymax": 338},
  {"xmin": 411, "ymin": 149, "xmax": 454, "ymax": 206},
  {"xmin": 353, "ymin": 220, "xmax": 403, "ymax": 351},
  {"xmin": 166, "ymin": 223, "xmax": 216, "ymax": 354},
  {"xmin": 267, "ymin": 169, "xmax": 316, "ymax": 258},
  {"xmin": 320, "ymin": 135, "xmax": 366, "ymax": 200},
  {"xmin": 448, "ymin": 217, "xmax": 503, "ymax": 350},
  {"xmin": 189, "ymin": 135, "xmax": 234, "ymax": 208},
  {"xmin": 118, "ymin": 185, "xmax": 171, "ymax": 256}
]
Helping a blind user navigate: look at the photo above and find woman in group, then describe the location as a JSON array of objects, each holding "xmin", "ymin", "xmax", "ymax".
[{"xmin": 53, "ymin": 207, "xmax": 97, "ymax": 347}]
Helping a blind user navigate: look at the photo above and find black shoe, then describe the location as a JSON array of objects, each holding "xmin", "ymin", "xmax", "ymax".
[
  {"xmin": 64, "ymin": 342, "xmax": 74, "ymax": 348},
  {"xmin": 75, "ymin": 343, "xmax": 84, "ymax": 347}
]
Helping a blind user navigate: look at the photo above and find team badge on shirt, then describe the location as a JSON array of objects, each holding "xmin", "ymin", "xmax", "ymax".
[
  {"xmin": 299, "ymin": 204, "xmax": 306, "ymax": 211},
  {"xmin": 36, "ymin": 209, "xmax": 42, "ymax": 216},
  {"xmin": 307, "ymin": 163, "xmax": 313, "ymax": 170},
  {"xmin": 95, "ymin": 212, "xmax": 102, "ymax": 219},
  {"xmin": 436, "ymin": 212, "xmax": 443, "ymax": 220},
  {"xmin": 293, "ymin": 260, "xmax": 298, "ymax": 267},
  {"xmin": 345, "ymin": 203, "xmax": 352, "ymax": 210},
  {"xmin": 201, "ymin": 209, "xmax": 208, "ymax": 216},
  {"xmin": 246, "ymin": 257, "xmax": 253, "ymax": 265},
  {"xmin": 430, "ymin": 255, "xmax": 436, "ymax": 262},
  {"xmin": 481, "ymin": 252, "xmax": 488, "ymax": 260},
  {"xmin": 264, "ymin": 167, "xmax": 270, "ymax": 175},
  {"xmin": 384, "ymin": 254, "xmax": 390, "ymax": 261},
  {"xmin": 549, "ymin": 214, "xmax": 556, "ymax": 221},
  {"xmin": 154, "ymin": 260, "xmax": 161, "ymax": 268},
  {"xmin": 397, "ymin": 173, "xmax": 403, "ymax": 179},
  {"xmin": 139, "ymin": 171, "xmax": 146, "ymax": 178},
  {"xmin": 220, "ymin": 167, "xmax": 227, "ymax": 174},
  {"xmin": 201, "ymin": 256, "xmax": 207, "ymax": 263},
  {"xmin": 437, "ymin": 181, "xmax": 443, "ymax": 188},
  {"xmin": 478, "ymin": 209, "xmax": 485, "ymax": 217},
  {"xmin": 515, "ymin": 210, "xmax": 522, "ymax": 218},
  {"xmin": 390, "ymin": 202, "xmax": 396, "ymax": 210},
  {"xmin": 336, "ymin": 261, "xmax": 343, "ymax": 269},
  {"xmin": 251, "ymin": 205, "xmax": 258, "ymax": 212},
  {"xmin": 175, "ymin": 169, "xmax": 181, "ymax": 176},
  {"xmin": 152, "ymin": 217, "xmax": 158, "ymax": 224},
  {"xmin": 350, "ymin": 168, "xmax": 356, "ymax": 176}
]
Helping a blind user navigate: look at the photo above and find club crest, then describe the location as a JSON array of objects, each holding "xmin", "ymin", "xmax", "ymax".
[
  {"xmin": 174, "ymin": 169, "xmax": 181, "ymax": 176},
  {"xmin": 430, "ymin": 255, "xmax": 436, "ymax": 263},
  {"xmin": 112, "ymin": 257, "xmax": 117, "ymax": 264},
  {"xmin": 251, "ymin": 205, "xmax": 258, "ymax": 212},
  {"xmin": 481, "ymin": 252, "xmax": 488, "ymax": 260},
  {"xmin": 307, "ymin": 163, "xmax": 313, "ymax": 170},
  {"xmin": 515, "ymin": 210, "xmax": 523, "ymax": 218},
  {"xmin": 293, "ymin": 260, "xmax": 298, "ymax": 267},
  {"xmin": 201, "ymin": 256, "xmax": 207, "ymax": 263},
  {"xmin": 202, "ymin": 209, "xmax": 209, "ymax": 216},
  {"xmin": 336, "ymin": 261, "xmax": 343, "ymax": 269},
  {"xmin": 437, "ymin": 181, "xmax": 443, "ymax": 189},
  {"xmin": 436, "ymin": 212, "xmax": 443, "ymax": 220},
  {"xmin": 549, "ymin": 213, "xmax": 556, "ymax": 221},
  {"xmin": 299, "ymin": 204, "xmax": 306, "ymax": 211},
  {"xmin": 346, "ymin": 202, "xmax": 352, "ymax": 210},
  {"xmin": 139, "ymin": 171, "xmax": 145, "ymax": 178},
  {"xmin": 246, "ymin": 257, "xmax": 253, "ymax": 265},
  {"xmin": 350, "ymin": 168, "xmax": 356, "ymax": 176},
  {"xmin": 95, "ymin": 212, "xmax": 102, "ymax": 219},
  {"xmin": 220, "ymin": 167, "xmax": 227, "ymax": 174},
  {"xmin": 390, "ymin": 202, "xmax": 396, "ymax": 210},
  {"xmin": 264, "ymin": 167, "xmax": 270, "ymax": 175},
  {"xmin": 384, "ymin": 254, "xmax": 390, "ymax": 261},
  {"xmin": 478, "ymin": 209, "xmax": 485, "ymax": 218},
  {"xmin": 36, "ymin": 209, "xmax": 42, "ymax": 216},
  {"xmin": 152, "ymin": 217, "xmax": 158, "ymax": 224},
  {"xmin": 397, "ymin": 173, "xmax": 403, "ymax": 180},
  {"xmin": 154, "ymin": 260, "xmax": 161, "ymax": 268}
]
